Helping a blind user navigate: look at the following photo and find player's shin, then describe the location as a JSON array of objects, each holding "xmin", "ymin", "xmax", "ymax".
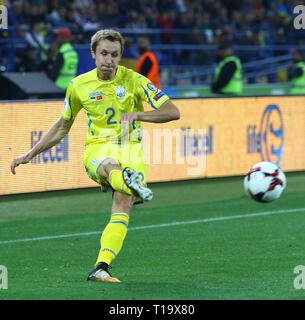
[
  {"xmin": 95, "ymin": 213, "xmax": 129, "ymax": 266},
  {"xmin": 109, "ymin": 169, "xmax": 134, "ymax": 196}
]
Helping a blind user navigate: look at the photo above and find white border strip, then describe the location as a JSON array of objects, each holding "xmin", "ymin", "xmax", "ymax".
[{"xmin": 0, "ymin": 207, "xmax": 304, "ymax": 245}]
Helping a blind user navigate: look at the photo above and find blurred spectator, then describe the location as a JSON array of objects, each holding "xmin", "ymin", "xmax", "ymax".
[
  {"xmin": 211, "ymin": 42, "xmax": 243, "ymax": 95},
  {"xmin": 288, "ymin": 49, "xmax": 305, "ymax": 94},
  {"xmin": 65, "ymin": 4, "xmax": 79, "ymax": 28},
  {"xmin": 10, "ymin": 1, "xmax": 31, "ymax": 25},
  {"xmin": 122, "ymin": 37, "xmax": 138, "ymax": 59},
  {"xmin": 136, "ymin": 36, "xmax": 161, "ymax": 89},
  {"xmin": 74, "ymin": 0, "xmax": 94, "ymax": 8},
  {"xmin": 129, "ymin": 15, "xmax": 148, "ymax": 30},
  {"xmin": 7, "ymin": 0, "xmax": 300, "ymax": 46},
  {"xmin": 199, "ymin": 12, "xmax": 213, "ymax": 43},
  {"xmin": 4, "ymin": 0, "xmax": 303, "ymax": 77},
  {"xmin": 273, "ymin": 27, "xmax": 288, "ymax": 56},
  {"xmin": 82, "ymin": 10, "xmax": 102, "ymax": 31},
  {"xmin": 174, "ymin": 0, "xmax": 187, "ymax": 14},
  {"xmin": 47, "ymin": 6, "xmax": 67, "ymax": 27},
  {"xmin": 189, "ymin": 26, "xmax": 206, "ymax": 45},
  {"xmin": 176, "ymin": 23, "xmax": 208, "ymax": 65},
  {"xmin": 276, "ymin": 0, "xmax": 290, "ymax": 16},
  {"xmin": 97, "ymin": 1, "xmax": 124, "ymax": 28},
  {"xmin": 173, "ymin": 10, "xmax": 193, "ymax": 65},
  {"xmin": 16, "ymin": 24, "xmax": 30, "ymax": 42},
  {"xmin": 158, "ymin": 0, "xmax": 176, "ymax": 12},
  {"xmin": 27, "ymin": 3, "xmax": 47, "ymax": 25},
  {"xmin": 143, "ymin": 7, "xmax": 159, "ymax": 29},
  {"xmin": 214, "ymin": 7, "xmax": 230, "ymax": 30},
  {"xmin": 16, "ymin": 45, "xmax": 40, "ymax": 73},
  {"xmin": 25, "ymin": 21, "xmax": 45, "ymax": 49},
  {"xmin": 214, "ymin": 26, "xmax": 234, "ymax": 47},
  {"xmin": 174, "ymin": 9, "xmax": 193, "ymax": 44},
  {"xmin": 44, "ymin": 28, "xmax": 79, "ymax": 89},
  {"xmin": 189, "ymin": 26, "xmax": 209, "ymax": 65},
  {"xmin": 157, "ymin": 10, "xmax": 175, "ymax": 44}
]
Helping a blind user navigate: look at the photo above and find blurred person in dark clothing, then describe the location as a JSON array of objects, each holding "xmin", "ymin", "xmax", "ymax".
[
  {"xmin": 288, "ymin": 49, "xmax": 305, "ymax": 94},
  {"xmin": 157, "ymin": 10, "xmax": 175, "ymax": 44},
  {"xmin": 44, "ymin": 28, "xmax": 78, "ymax": 89},
  {"xmin": 136, "ymin": 36, "xmax": 161, "ymax": 89},
  {"xmin": 10, "ymin": 1, "xmax": 31, "ymax": 25},
  {"xmin": 143, "ymin": 7, "xmax": 159, "ymax": 29},
  {"xmin": 211, "ymin": 42, "xmax": 242, "ymax": 95},
  {"xmin": 190, "ymin": 26, "xmax": 209, "ymax": 65},
  {"xmin": 16, "ymin": 45, "xmax": 40, "ymax": 73},
  {"xmin": 25, "ymin": 21, "xmax": 45, "ymax": 50}
]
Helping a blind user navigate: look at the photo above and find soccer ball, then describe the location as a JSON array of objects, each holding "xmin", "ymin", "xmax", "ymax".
[{"xmin": 244, "ymin": 161, "xmax": 286, "ymax": 202}]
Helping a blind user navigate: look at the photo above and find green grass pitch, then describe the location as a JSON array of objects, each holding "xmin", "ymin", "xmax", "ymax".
[{"xmin": 0, "ymin": 172, "xmax": 305, "ymax": 300}]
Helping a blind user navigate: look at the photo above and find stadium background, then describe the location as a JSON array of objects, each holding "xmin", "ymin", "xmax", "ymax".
[
  {"xmin": 1, "ymin": 0, "xmax": 305, "ymax": 301},
  {"xmin": 1, "ymin": 96, "xmax": 305, "ymax": 194},
  {"xmin": 1, "ymin": 0, "xmax": 305, "ymax": 193}
]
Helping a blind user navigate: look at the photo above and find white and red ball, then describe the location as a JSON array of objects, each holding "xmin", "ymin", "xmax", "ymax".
[{"xmin": 244, "ymin": 161, "xmax": 286, "ymax": 202}]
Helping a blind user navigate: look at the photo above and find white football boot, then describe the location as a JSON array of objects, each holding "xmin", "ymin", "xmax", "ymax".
[{"xmin": 122, "ymin": 167, "xmax": 153, "ymax": 201}]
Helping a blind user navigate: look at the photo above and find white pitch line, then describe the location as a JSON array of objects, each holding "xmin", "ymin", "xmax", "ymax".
[{"xmin": 0, "ymin": 207, "xmax": 304, "ymax": 245}]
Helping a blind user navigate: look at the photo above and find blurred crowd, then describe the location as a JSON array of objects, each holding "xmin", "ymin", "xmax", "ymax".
[
  {"xmin": 1, "ymin": 0, "xmax": 304, "ymax": 75},
  {"xmin": 5, "ymin": 0, "xmax": 303, "ymax": 46}
]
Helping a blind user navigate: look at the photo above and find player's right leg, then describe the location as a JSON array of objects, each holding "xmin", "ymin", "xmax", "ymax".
[
  {"xmin": 83, "ymin": 142, "xmax": 153, "ymax": 201},
  {"xmin": 99, "ymin": 158, "xmax": 153, "ymax": 201},
  {"xmin": 122, "ymin": 167, "xmax": 153, "ymax": 201}
]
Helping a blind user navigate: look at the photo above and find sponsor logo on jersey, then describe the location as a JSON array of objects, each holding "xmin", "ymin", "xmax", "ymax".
[
  {"xmin": 153, "ymin": 91, "xmax": 165, "ymax": 101},
  {"xmin": 89, "ymin": 91, "xmax": 103, "ymax": 99}
]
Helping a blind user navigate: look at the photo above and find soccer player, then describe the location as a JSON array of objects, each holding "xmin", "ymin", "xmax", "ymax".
[{"xmin": 10, "ymin": 29, "xmax": 180, "ymax": 283}]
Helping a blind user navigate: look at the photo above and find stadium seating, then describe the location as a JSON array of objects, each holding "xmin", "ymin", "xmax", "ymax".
[{"xmin": 1, "ymin": 0, "xmax": 304, "ymax": 89}]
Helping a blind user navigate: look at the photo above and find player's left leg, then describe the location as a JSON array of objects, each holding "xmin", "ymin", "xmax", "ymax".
[{"xmin": 87, "ymin": 187, "xmax": 135, "ymax": 283}]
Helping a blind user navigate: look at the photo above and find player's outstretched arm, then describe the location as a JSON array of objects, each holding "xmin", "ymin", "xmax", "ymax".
[
  {"xmin": 10, "ymin": 116, "xmax": 74, "ymax": 175},
  {"xmin": 120, "ymin": 100, "xmax": 180, "ymax": 124}
]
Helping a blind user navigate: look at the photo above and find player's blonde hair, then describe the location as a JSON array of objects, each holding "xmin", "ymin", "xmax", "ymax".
[{"xmin": 91, "ymin": 29, "xmax": 125, "ymax": 55}]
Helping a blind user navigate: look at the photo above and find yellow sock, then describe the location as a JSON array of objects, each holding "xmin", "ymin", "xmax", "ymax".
[
  {"xmin": 96, "ymin": 213, "xmax": 130, "ymax": 266},
  {"xmin": 108, "ymin": 169, "xmax": 133, "ymax": 196}
]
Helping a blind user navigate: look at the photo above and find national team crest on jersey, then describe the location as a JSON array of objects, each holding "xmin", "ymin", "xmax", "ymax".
[{"xmin": 116, "ymin": 86, "xmax": 126, "ymax": 99}]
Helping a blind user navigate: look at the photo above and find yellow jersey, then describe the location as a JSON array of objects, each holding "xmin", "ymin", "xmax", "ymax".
[{"xmin": 61, "ymin": 66, "xmax": 169, "ymax": 145}]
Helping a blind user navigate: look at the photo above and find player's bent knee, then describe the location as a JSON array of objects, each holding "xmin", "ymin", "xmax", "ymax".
[{"xmin": 98, "ymin": 158, "xmax": 121, "ymax": 180}]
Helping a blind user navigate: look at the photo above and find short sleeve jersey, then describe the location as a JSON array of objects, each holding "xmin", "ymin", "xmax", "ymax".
[{"xmin": 61, "ymin": 66, "xmax": 170, "ymax": 145}]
